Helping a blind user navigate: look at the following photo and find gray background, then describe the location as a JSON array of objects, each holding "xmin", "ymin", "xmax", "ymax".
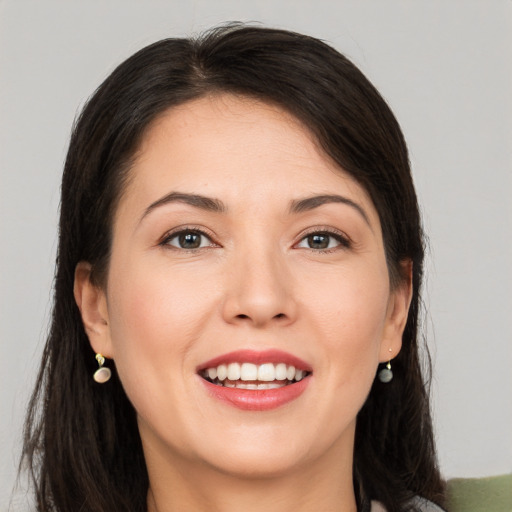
[{"xmin": 1, "ymin": 0, "xmax": 511, "ymax": 508}]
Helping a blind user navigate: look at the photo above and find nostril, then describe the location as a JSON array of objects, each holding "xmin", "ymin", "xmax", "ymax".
[{"xmin": 234, "ymin": 313, "xmax": 286, "ymax": 321}]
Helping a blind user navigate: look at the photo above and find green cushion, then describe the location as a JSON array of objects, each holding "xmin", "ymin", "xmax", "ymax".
[{"xmin": 446, "ymin": 474, "xmax": 512, "ymax": 512}]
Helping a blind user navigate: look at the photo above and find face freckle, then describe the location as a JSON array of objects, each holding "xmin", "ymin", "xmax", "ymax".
[{"xmin": 98, "ymin": 94, "xmax": 407, "ymax": 480}]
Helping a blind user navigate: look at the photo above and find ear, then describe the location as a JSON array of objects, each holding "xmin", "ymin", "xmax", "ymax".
[
  {"xmin": 74, "ymin": 261, "xmax": 114, "ymax": 358},
  {"xmin": 379, "ymin": 260, "xmax": 413, "ymax": 362}
]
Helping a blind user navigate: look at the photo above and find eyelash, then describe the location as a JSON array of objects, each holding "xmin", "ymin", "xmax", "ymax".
[
  {"xmin": 159, "ymin": 226, "xmax": 351, "ymax": 253},
  {"xmin": 296, "ymin": 228, "xmax": 351, "ymax": 253},
  {"xmin": 160, "ymin": 226, "xmax": 218, "ymax": 252}
]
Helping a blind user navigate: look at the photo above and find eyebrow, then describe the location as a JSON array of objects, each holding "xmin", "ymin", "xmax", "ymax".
[
  {"xmin": 140, "ymin": 191, "xmax": 370, "ymax": 226},
  {"xmin": 289, "ymin": 194, "xmax": 370, "ymax": 226},
  {"xmin": 140, "ymin": 192, "xmax": 227, "ymax": 222}
]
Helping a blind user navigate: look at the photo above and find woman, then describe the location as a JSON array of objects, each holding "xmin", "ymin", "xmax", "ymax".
[{"xmin": 22, "ymin": 24, "xmax": 446, "ymax": 512}]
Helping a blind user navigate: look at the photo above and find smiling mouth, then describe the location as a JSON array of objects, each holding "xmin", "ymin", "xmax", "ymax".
[{"xmin": 199, "ymin": 362, "xmax": 311, "ymax": 389}]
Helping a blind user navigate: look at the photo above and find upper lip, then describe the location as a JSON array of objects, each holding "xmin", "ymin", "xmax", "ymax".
[{"xmin": 197, "ymin": 349, "xmax": 313, "ymax": 372}]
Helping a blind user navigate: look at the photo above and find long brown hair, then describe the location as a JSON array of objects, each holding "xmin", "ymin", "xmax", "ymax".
[{"xmin": 22, "ymin": 24, "xmax": 445, "ymax": 512}]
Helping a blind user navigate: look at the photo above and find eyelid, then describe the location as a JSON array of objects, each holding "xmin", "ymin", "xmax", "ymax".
[
  {"xmin": 159, "ymin": 225, "xmax": 219, "ymax": 249},
  {"xmin": 294, "ymin": 226, "xmax": 352, "ymax": 251},
  {"xmin": 158, "ymin": 224, "xmax": 351, "ymax": 252}
]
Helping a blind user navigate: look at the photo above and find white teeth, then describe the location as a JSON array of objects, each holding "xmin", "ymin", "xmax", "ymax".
[
  {"xmin": 238, "ymin": 382, "xmax": 258, "ymax": 390},
  {"xmin": 258, "ymin": 363, "xmax": 276, "ymax": 381},
  {"xmin": 227, "ymin": 362, "xmax": 241, "ymax": 380},
  {"xmin": 257, "ymin": 382, "xmax": 284, "ymax": 389},
  {"xmin": 220, "ymin": 381, "xmax": 287, "ymax": 390},
  {"xmin": 202, "ymin": 361, "xmax": 310, "ymax": 385},
  {"xmin": 240, "ymin": 363, "xmax": 258, "ymax": 381},
  {"xmin": 217, "ymin": 364, "xmax": 227, "ymax": 381},
  {"xmin": 275, "ymin": 363, "xmax": 287, "ymax": 380}
]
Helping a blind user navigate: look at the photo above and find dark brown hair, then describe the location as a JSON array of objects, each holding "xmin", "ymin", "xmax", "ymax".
[{"xmin": 22, "ymin": 24, "xmax": 445, "ymax": 512}]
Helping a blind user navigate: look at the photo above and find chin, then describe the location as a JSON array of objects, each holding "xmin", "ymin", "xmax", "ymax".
[
  {"xmin": 203, "ymin": 446, "xmax": 309, "ymax": 480},
  {"xmin": 188, "ymin": 422, "xmax": 333, "ymax": 481}
]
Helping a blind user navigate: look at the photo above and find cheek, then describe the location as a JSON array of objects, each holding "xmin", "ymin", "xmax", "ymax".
[
  {"xmin": 305, "ymin": 265, "xmax": 390, "ymax": 382},
  {"xmin": 103, "ymin": 259, "xmax": 222, "ymax": 439},
  {"xmin": 309, "ymin": 264, "xmax": 389, "ymax": 338},
  {"xmin": 105, "ymin": 258, "xmax": 217, "ymax": 381}
]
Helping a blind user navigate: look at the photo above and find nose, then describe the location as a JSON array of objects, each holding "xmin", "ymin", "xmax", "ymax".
[{"xmin": 221, "ymin": 246, "xmax": 298, "ymax": 328}]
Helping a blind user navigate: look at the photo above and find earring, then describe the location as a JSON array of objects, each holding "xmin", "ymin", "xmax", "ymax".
[
  {"xmin": 93, "ymin": 353, "xmax": 111, "ymax": 383},
  {"xmin": 378, "ymin": 360, "xmax": 393, "ymax": 383}
]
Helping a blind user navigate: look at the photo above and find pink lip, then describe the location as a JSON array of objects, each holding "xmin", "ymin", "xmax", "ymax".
[
  {"xmin": 197, "ymin": 349, "xmax": 313, "ymax": 411},
  {"xmin": 197, "ymin": 349, "xmax": 313, "ymax": 372},
  {"xmin": 199, "ymin": 375, "xmax": 311, "ymax": 411}
]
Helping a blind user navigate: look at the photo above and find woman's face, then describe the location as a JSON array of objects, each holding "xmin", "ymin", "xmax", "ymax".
[{"xmin": 79, "ymin": 94, "xmax": 410, "ymax": 479}]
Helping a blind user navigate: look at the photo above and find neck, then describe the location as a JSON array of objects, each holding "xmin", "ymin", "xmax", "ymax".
[{"xmin": 144, "ymin": 427, "xmax": 358, "ymax": 512}]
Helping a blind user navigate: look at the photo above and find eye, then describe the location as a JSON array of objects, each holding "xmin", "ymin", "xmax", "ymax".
[
  {"xmin": 162, "ymin": 229, "xmax": 215, "ymax": 250},
  {"xmin": 296, "ymin": 231, "xmax": 350, "ymax": 251}
]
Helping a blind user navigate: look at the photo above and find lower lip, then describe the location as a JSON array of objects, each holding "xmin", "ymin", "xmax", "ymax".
[{"xmin": 199, "ymin": 377, "xmax": 311, "ymax": 411}]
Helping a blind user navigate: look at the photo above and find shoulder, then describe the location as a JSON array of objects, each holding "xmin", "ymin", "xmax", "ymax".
[
  {"xmin": 371, "ymin": 496, "xmax": 446, "ymax": 512},
  {"xmin": 408, "ymin": 496, "xmax": 446, "ymax": 512}
]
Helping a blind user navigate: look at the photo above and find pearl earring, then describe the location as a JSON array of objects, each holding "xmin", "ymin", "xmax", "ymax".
[
  {"xmin": 93, "ymin": 353, "xmax": 111, "ymax": 383},
  {"xmin": 378, "ymin": 360, "xmax": 393, "ymax": 383}
]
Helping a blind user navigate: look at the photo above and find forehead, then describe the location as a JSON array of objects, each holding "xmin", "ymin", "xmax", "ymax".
[{"xmin": 118, "ymin": 94, "xmax": 379, "ymax": 223}]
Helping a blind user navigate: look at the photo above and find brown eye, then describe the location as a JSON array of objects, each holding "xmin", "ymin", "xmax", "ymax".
[
  {"xmin": 165, "ymin": 230, "xmax": 212, "ymax": 250},
  {"xmin": 296, "ymin": 231, "xmax": 350, "ymax": 251},
  {"xmin": 178, "ymin": 232, "xmax": 201, "ymax": 249},
  {"xmin": 307, "ymin": 234, "xmax": 330, "ymax": 249}
]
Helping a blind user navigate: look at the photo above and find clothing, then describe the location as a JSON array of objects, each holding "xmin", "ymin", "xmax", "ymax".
[{"xmin": 371, "ymin": 496, "xmax": 446, "ymax": 512}]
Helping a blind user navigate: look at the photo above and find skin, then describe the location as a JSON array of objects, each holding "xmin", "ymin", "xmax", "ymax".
[{"xmin": 75, "ymin": 94, "xmax": 412, "ymax": 512}]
